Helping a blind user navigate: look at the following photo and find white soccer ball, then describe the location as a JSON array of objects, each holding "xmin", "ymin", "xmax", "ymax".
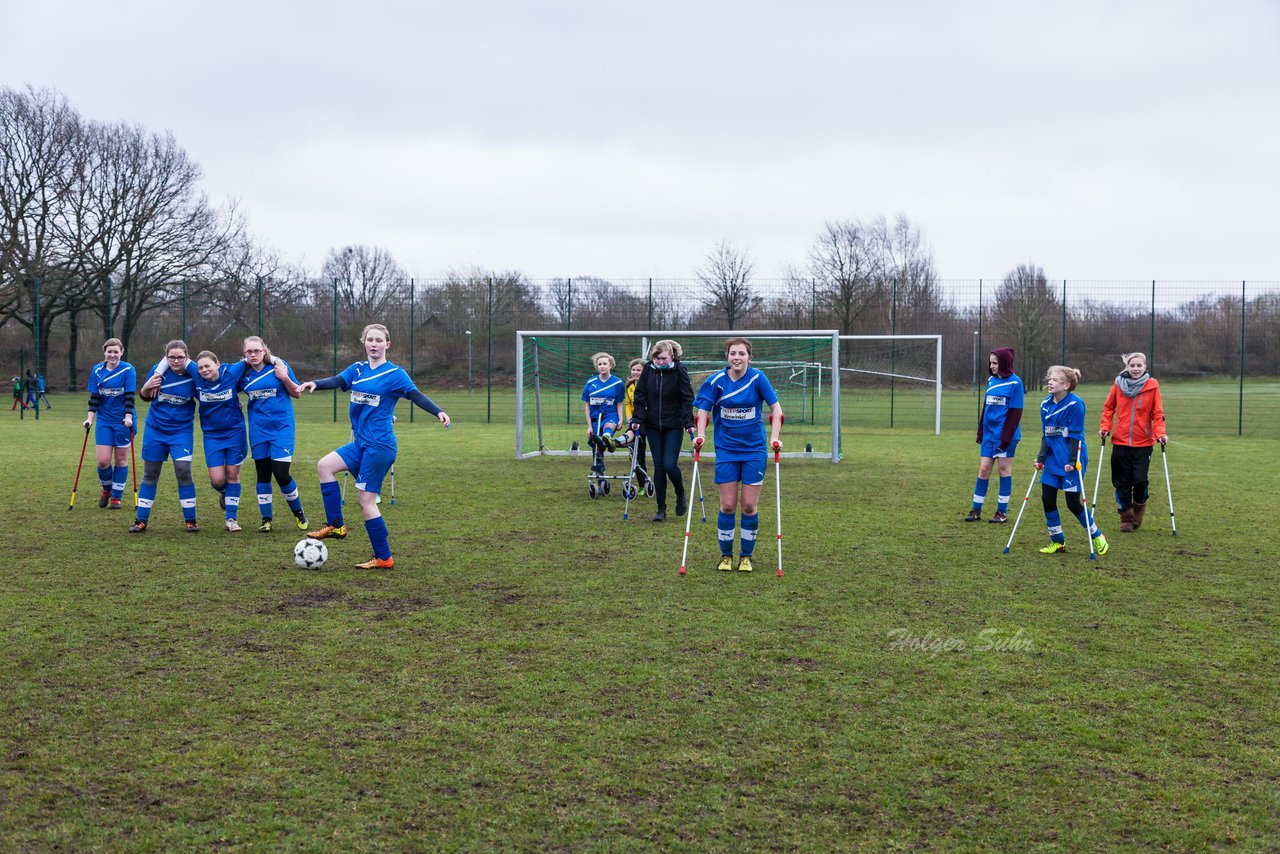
[{"xmin": 294, "ymin": 537, "xmax": 328, "ymax": 570}]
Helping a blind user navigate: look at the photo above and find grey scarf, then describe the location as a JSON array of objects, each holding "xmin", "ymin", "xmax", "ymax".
[{"xmin": 1116, "ymin": 372, "xmax": 1149, "ymax": 398}]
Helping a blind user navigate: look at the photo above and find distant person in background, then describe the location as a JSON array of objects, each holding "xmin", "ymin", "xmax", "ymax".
[
  {"xmin": 24, "ymin": 370, "xmax": 38, "ymax": 410},
  {"xmin": 964, "ymin": 347, "xmax": 1024, "ymax": 524},
  {"xmin": 631, "ymin": 340, "xmax": 695, "ymax": 522},
  {"xmin": 1035, "ymin": 365, "xmax": 1108, "ymax": 556},
  {"xmin": 11, "ymin": 375, "xmax": 26, "ymax": 411},
  {"xmin": 1099, "ymin": 352, "xmax": 1167, "ymax": 532},
  {"xmin": 36, "ymin": 373, "xmax": 50, "ymax": 408},
  {"xmin": 83, "ymin": 338, "xmax": 136, "ymax": 509}
]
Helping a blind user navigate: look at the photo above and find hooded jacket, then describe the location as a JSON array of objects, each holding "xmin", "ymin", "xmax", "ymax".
[
  {"xmin": 976, "ymin": 347, "xmax": 1023, "ymax": 449},
  {"xmin": 631, "ymin": 360, "xmax": 694, "ymax": 432}
]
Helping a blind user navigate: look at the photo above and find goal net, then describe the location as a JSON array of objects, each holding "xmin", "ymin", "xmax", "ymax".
[
  {"xmin": 515, "ymin": 330, "xmax": 841, "ymax": 461},
  {"xmin": 838, "ymin": 335, "xmax": 942, "ymax": 434}
]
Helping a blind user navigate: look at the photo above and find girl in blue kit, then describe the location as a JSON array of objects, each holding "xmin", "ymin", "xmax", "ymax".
[
  {"xmin": 240, "ymin": 336, "xmax": 308, "ymax": 533},
  {"xmin": 964, "ymin": 346, "xmax": 1024, "ymax": 523},
  {"xmin": 130, "ymin": 340, "xmax": 200, "ymax": 533},
  {"xmin": 581, "ymin": 352, "xmax": 625, "ymax": 474},
  {"xmin": 299, "ymin": 324, "xmax": 451, "ymax": 569},
  {"xmin": 192, "ymin": 351, "xmax": 251, "ymax": 532},
  {"xmin": 82, "ymin": 338, "xmax": 137, "ymax": 510},
  {"xmin": 693, "ymin": 337, "xmax": 783, "ymax": 573},
  {"xmin": 1035, "ymin": 365, "xmax": 1108, "ymax": 556}
]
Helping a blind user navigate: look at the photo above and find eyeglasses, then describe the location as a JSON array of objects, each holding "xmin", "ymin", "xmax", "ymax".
[
  {"xmin": 167, "ymin": 355, "xmax": 186, "ymax": 361},
  {"xmin": 244, "ymin": 348, "xmax": 264, "ymax": 355}
]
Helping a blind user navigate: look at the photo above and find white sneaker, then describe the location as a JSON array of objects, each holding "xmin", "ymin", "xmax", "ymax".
[{"xmin": 225, "ymin": 519, "xmax": 242, "ymax": 533}]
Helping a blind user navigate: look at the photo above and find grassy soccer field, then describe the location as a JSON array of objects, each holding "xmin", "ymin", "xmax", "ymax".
[{"xmin": 1, "ymin": 393, "xmax": 1277, "ymax": 850}]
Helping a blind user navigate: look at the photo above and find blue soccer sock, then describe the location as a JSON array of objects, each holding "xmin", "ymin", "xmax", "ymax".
[
  {"xmin": 997, "ymin": 475, "xmax": 1012, "ymax": 514},
  {"xmin": 365, "ymin": 515, "xmax": 391, "ymax": 560},
  {"xmin": 281, "ymin": 478, "xmax": 304, "ymax": 514},
  {"xmin": 178, "ymin": 482, "xmax": 197, "ymax": 521},
  {"xmin": 225, "ymin": 482, "xmax": 241, "ymax": 520},
  {"xmin": 740, "ymin": 513, "xmax": 759, "ymax": 557},
  {"xmin": 111, "ymin": 465, "xmax": 128, "ymax": 501},
  {"xmin": 1074, "ymin": 508, "xmax": 1101, "ymax": 538},
  {"xmin": 1045, "ymin": 510, "xmax": 1065, "ymax": 544},
  {"xmin": 971, "ymin": 477, "xmax": 989, "ymax": 511},
  {"xmin": 320, "ymin": 481, "xmax": 344, "ymax": 527},
  {"xmin": 257, "ymin": 482, "xmax": 273, "ymax": 520},
  {"xmin": 137, "ymin": 483, "xmax": 157, "ymax": 522},
  {"xmin": 718, "ymin": 511, "xmax": 735, "ymax": 556},
  {"xmin": 97, "ymin": 466, "xmax": 112, "ymax": 493}
]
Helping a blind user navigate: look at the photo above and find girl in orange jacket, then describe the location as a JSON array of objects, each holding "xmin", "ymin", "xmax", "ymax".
[{"xmin": 1098, "ymin": 352, "xmax": 1167, "ymax": 532}]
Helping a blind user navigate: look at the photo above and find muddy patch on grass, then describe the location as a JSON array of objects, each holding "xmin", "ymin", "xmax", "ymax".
[{"xmin": 258, "ymin": 588, "xmax": 347, "ymax": 613}]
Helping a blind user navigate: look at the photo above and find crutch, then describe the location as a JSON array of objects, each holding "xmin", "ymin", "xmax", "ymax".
[
  {"xmin": 389, "ymin": 465, "xmax": 395, "ymax": 506},
  {"xmin": 773, "ymin": 443, "xmax": 784, "ymax": 577},
  {"xmin": 1002, "ymin": 466, "xmax": 1040, "ymax": 554},
  {"xmin": 694, "ymin": 438, "xmax": 707, "ymax": 523},
  {"xmin": 130, "ymin": 429, "xmax": 139, "ymax": 507},
  {"xmin": 1090, "ymin": 437, "xmax": 1107, "ymax": 515},
  {"xmin": 678, "ymin": 447, "xmax": 702, "ymax": 575},
  {"xmin": 68, "ymin": 424, "xmax": 91, "ymax": 510},
  {"xmin": 1160, "ymin": 442, "xmax": 1177, "ymax": 536},
  {"xmin": 622, "ymin": 435, "xmax": 640, "ymax": 521},
  {"xmin": 1076, "ymin": 443, "xmax": 1098, "ymax": 561}
]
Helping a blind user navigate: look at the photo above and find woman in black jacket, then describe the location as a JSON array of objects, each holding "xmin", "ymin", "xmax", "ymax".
[{"xmin": 630, "ymin": 339, "xmax": 695, "ymax": 522}]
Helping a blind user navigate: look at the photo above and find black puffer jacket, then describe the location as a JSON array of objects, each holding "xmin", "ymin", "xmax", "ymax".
[{"xmin": 631, "ymin": 361, "xmax": 694, "ymax": 432}]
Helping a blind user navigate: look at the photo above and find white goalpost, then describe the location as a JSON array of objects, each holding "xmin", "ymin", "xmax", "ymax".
[
  {"xmin": 838, "ymin": 334, "xmax": 943, "ymax": 435},
  {"xmin": 515, "ymin": 330, "xmax": 842, "ymax": 461}
]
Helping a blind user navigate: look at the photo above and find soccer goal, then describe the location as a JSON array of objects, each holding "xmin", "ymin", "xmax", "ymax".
[
  {"xmin": 515, "ymin": 330, "xmax": 842, "ymax": 461},
  {"xmin": 838, "ymin": 334, "xmax": 943, "ymax": 435}
]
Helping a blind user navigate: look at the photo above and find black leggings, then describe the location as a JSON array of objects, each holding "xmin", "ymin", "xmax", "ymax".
[
  {"xmin": 647, "ymin": 427, "xmax": 686, "ymax": 510},
  {"xmin": 255, "ymin": 458, "xmax": 293, "ymax": 488},
  {"xmin": 1109, "ymin": 444, "xmax": 1153, "ymax": 510},
  {"xmin": 1042, "ymin": 483, "xmax": 1083, "ymax": 515}
]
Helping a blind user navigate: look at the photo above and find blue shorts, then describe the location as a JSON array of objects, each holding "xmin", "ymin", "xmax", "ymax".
[
  {"xmin": 141, "ymin": 433, "xmax": 195, "ymax": 463},
  {"xmin": 980, "ymin": 438, "xmax": 1018, "ymax": 459},
  {"xmin": 1041, "ymin": 467, "xmax": 1084, "ymax": 492},
  {"xmin": 251, "ymin": 440, "xmax": 293, "ymax": 462},
  {"xmin": 95, "ymin": 423, "xmax": 133, "ymax": 448},
  {"xmin": 204, "ymin": 431, "xmax": 247, "ymax": 469},
  {"xmin": 335, "ymin": 441, "xmax": 396, "ymax": 495},
  {"xmin": 714, "ymin": 457, "xmax": 766, "ymax": 486}
]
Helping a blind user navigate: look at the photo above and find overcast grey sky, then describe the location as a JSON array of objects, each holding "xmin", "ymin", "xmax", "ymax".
[{"xmin": 6, "ymin": 1, "xmax": 1278, "ymax": 282}]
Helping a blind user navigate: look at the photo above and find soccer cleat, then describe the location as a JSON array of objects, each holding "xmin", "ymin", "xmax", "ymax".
[
  {"xmin": 127, "ymin": 520, "xmax": 147, "ymax": 533},
  {"xmin": 307, "ymin": 524, "xmax": 348, "ymax": 540},
  {"xmin": 354, "ymin": 556, "xmax": 396, "ymax": 570},
  {"xmin": 737, "ymin": 555, "xmax": 753, "ymax": 572},
  {"xmin": 1039, "ymin": 541, "xmax": 1067, "ymax": 554},
  {"xmin": 108, "ymin": 498, "xmax": 122, "ymax": 510},
  {"xmin": 184, "ymin": 519, "xmax": 200, "ymax": 533},
  {"xmin": 99, "ymin": 490, "xmax": 110, "ymax": 508},
  {"xmin": 1092, "ymin": 534, "xmax": 1110, "ymax": 555},
  {"xmin": 963, "ymin": 509, "xmax": 982, "ymax": 522},
  {"xmin": 293, "ymin": 509, "xmax": 308, "ymax": 530},
  {"xmin": 603, "ymin": 435, "xmax": 617, "ymax": 452},
  {"xmin": 989, "ymin": 511, "xmax": 1008, "ymax": 524},
  {"xmin": 717, "ymin": 555, "xmax": 734, "ymax": 572},
  {"xmin": 258, "ymin": 519, "xmax": 273, "ymax": 533},
  {"xmin": 225, "ymin": 518, "xmax": 242, "ymax": 532}
]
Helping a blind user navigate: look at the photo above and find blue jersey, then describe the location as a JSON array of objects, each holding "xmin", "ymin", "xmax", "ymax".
[
  {"xmin": 581, "ymin": 375, "xmax": 625, "ymax": 426},
  {"xmin": 337, "ymin": 360, "xmax": 419, "ymax": 450},
  {"xmin": 143, "ymin": 360, "xmax": 197, "ymax": 441},
  {"xmin": 982, "ymin": 373, "xmax": 1024, "ymax": 444},
  {"xmin": 694, "ymin": 367, "xmax": 779, "ymax": 461},
  {"xmin": 1040, "ymin": 391, "xmax": 1087, "ymax": 473},
  {"xmin": 192, "ymin": 361, "xmax": 249, "ymax": 438},
  {"xmin": 86, "ymin": 361, "xmax": 137, "ymax": 425},
  {"xmin": 240, "ymin": 363, "xmax": 299, "ymax": 446}
]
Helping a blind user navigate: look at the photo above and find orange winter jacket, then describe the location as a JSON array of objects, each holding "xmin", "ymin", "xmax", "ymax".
[{"xmin": 1099, "ymin": 377, "xmax": 1166, "ymax": 447}]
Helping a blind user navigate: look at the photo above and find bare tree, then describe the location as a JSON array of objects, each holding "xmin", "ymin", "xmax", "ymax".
[
  {"xmin": 808, "ymin": 220, "xmax": 882, "ymax": 336},
  {"xmin": 868, "ymin": 214, "xmax": 944, "ymax": 332},
  {"xmin": 697, "ymin": 239, "xmax": 759, "ymax": 329},
  {"xmin": 321, "ymin": 244, "xmax": 407, "ymax": 319},
  {"xmin": 991, "ymin": 264, "xmax": 1061, "ymax": 385}
]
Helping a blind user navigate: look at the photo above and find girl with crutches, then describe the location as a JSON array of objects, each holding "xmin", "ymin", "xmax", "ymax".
[
  {"xmin": 1035, "ymin": 366, "xmax": 1108, "ymax": 556},
  {"xmin": 1099, "ymin": 352, "xmax": 1167, "ymax": 532},
  {"xmin": 692, "ymin": 337, "xmax": 783, "ymax": 573},
  {"xmin": 299, "ymin": 324, "xmax": 450, "ymax": 569},
  {"xmin": 82, "ymin": 338, "xmax": 137, "ymax": 510}
]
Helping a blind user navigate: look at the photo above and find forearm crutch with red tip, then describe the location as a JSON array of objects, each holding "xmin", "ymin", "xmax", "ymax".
[
  {"xmin": 1161, "ymin": 443, "xmax": 1177, "ymax": 536},
  {"xmin": 68, "ymin": 424, "xmax": 90, "ymax": 510},
  {"xmin": 1076, "ymin": 443, "xmax": 1098, "ymax": 561},
  {"xmin": 678, "ymin": 447, "xmax": 701, "ymax": 576},
  {"xmin": 773, "ymin": 443, "xmax": 784, "ymax": 577},
  {"xmin": 1003, "ymin": 466, "xmax": 1040, "ymax": 554}
]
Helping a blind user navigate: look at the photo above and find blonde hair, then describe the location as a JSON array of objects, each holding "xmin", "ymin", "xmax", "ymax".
[
  {"xmin": 1123, "ymin": 352, "xmax": 1148, "ymax": 367},
  {"xmin": 649, "ymin": 339, "xmax": 683, "ymax": 361},
  {"xmin": 361, "ymin": 324, "xmax": 390, "ymax": 341},
  {"xmin": 1045, "ymin": 365, "xmax": 1081, "ymax": 390},
  {"xmin": 590, "ymin": 352, "xmax": 615, "ymax": 370}
]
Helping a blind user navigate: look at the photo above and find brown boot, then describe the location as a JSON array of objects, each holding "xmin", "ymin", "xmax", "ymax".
[
  {"xmin": 1131, "ymin": 501, "xmax": 1146, "ymax": 530},
  {"xmin": 1118, "ymin": 507, "xmax": 1135, "ymax": 532}
]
